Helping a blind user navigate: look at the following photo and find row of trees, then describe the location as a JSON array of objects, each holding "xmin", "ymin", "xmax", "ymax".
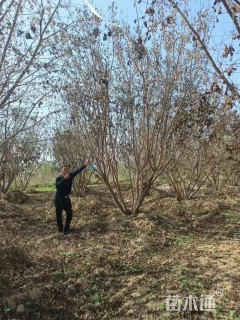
[
  {"xmin": 1, "ymin": 0, "xmax": 240, "ymax": 215},
  {"xmin": 0, "ymin": 0, "xmax": 80, "ymax": 191}
]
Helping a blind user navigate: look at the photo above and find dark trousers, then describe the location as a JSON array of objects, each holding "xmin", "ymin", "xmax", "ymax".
[{"xmin": 55, "ymin": 196, "xmax": 73, "ymax": 232}]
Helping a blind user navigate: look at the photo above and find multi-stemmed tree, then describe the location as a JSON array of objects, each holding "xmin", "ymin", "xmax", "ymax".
[{"xmin": 58, "ymin": 8, "xmax": 215, "ymax": 214}]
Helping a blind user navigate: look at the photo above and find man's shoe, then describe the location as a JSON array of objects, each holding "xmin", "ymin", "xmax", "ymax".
[{"xmin": 63, "ymin": 228, "xmax": 71, "ymax": 235}]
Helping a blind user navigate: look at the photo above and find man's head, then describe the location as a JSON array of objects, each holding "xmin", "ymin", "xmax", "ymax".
[{"xmin": 61, "ymin": 165, "xmax": 70, "ymax": 176}]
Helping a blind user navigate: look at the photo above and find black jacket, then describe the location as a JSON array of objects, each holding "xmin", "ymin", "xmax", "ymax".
[{"xmin": 55, "ymin": 165, "xmax": 86, "ymax": 198}]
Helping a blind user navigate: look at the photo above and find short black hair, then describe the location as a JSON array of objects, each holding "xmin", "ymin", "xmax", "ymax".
[{"xmin": 61, "ymin": 165, "xmax": 71, "ymax": 169}]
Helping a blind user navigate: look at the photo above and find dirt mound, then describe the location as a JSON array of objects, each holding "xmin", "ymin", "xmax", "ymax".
[
  {"xmin": 0, "ymin": 199, "xmax": 24, "ymax": 221},
  {"xmin": 0, "ymin": 245, "xmax": 33, "ymax": 274},
  {"xmin": 5, "ymin": 190, "xmax": 29, "ymax": 204}
]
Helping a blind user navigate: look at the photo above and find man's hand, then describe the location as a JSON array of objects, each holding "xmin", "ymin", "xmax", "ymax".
[
  {"xmin": 64, "ymin": 174, "xmax": 70, "ymax": 179},
  {"xmin": 85, "ymin": 159, "xmax": 90, "ymax": 166}
]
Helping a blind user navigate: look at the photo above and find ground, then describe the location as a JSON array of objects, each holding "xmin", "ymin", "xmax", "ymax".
[{"xmin": 0, "ymin": 184, "xmax": 240, "ymax": 320}]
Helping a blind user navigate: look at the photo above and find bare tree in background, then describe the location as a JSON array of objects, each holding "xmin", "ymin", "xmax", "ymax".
[
  {"xmin": 0, "ymin": 126, "xmax": 45, "ymax": 193},
  {"xmin": 0, "ymin": 0, "xmax": 92, "ymax": 191},
  {"xmin": 166, "ymin": 89, "xmax": 217, "ymax": 201},
  {"xmin": 166, "ymin": 85, "xmax": 240, "ymax": 198},
  {"xmin": 205, "ymin": 106, "xmax": 240, "ymax": 192},
  {"xmin": 52, "ymin": 127, "xmax": 92, "ymax": 197}
]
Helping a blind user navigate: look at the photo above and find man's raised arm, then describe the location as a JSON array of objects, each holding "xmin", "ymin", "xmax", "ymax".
[{"xmin": 71, "ymin": 160, "xmax": 90, "ymax": 178}]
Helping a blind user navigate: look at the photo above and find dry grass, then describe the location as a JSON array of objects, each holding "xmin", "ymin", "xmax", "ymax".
[{"xmin": 0, "ymin": 186, "xmax": 240, "ymax": 319}]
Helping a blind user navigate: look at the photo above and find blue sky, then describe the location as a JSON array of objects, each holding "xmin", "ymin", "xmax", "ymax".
[
  {"xmin": 69, "ymin": 0, "xmax": 239, "ymax": 90},
  {"xmin": 73, "ymin": 0, "xmax": 135, "ymax": 20}
]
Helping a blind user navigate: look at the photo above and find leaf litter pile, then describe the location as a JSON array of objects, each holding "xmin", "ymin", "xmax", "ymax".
[{"xmin": 0, "ymin": 185, "xmax": 240, "ymax": 320}]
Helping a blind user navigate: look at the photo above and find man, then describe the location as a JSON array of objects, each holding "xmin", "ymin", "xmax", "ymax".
[{"xmin": 55, "ymin": 160, "xmax": 90, "ymax": 234}]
